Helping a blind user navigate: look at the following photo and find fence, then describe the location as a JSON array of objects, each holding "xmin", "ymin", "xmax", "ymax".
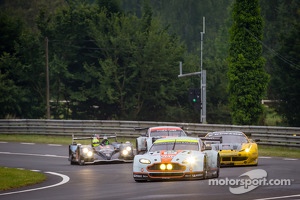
[{"xmin": 0, "ymin": 119, "xmax": 299, "ymax": 147}]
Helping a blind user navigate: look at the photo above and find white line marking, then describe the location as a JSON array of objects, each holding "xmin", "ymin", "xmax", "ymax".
[
  {"xmin": 20, "ymin": 143, "xmax": 35, "ymax": 145},
  {"xmin": 283, "ymin": 158, "xmax": 298, "ymax": 161},
  {"xmin": 0, "ymin": 152, "xmax": 68, "ymax": 158},
  {"xmin": 254, "ymin": 194, "xmax": 300, "ymax": 200},
  {"xmin": 30, "ymin": 170, "xmax": 41, "ymax": 172},
  {"xmin": 48, "ymin": 144, "xmax": 62, "ymax": 146},
  {"xmin": 0, "ymin": 141, "xmax": 8, "ymax": 143},
  {"xmin": 0, "ymin": 171, "xmax": 70, "ymax": 196}
]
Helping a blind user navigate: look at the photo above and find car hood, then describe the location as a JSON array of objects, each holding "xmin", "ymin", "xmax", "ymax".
[{"xmin": 148, "ymin": 150, "xmax": 196, "ymax": 162}]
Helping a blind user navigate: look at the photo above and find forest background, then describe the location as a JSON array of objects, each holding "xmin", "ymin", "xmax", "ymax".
[{"xmin": 0, "ymin": 0, "xmax": 299, "ymax": 126}]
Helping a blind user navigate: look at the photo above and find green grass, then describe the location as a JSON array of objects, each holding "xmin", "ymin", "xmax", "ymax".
[
  {"xmin": 258, "ymin": 145, "xmax": 300, "ymax": 158},
  {"xmin": 0, "ymin": 167, "xmax": 46, "ymax": 191}
]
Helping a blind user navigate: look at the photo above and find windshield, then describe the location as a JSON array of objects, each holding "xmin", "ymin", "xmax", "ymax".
[
  {"xmin": 150, "ymin": 130, "xmax": 187, "ymax": 137},
  {"xmin": 149, "ymin": 141, "xmax": 199, "ymax": 151}
]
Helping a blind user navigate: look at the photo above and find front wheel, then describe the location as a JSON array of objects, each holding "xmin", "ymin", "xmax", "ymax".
[
  {"xmin": 203, "ymin": 156, "xmax": 207, "ymax": 179},
  {"xmin": 213, "ymin": 154, "xmax": 220, "ymax": 178},
  {"xmin": 69, "ymin": 155, "xmax": 76, "ymax": 165},
  {"xmin": 79, "ymin": 157, "xmax": 85, "ymax": 165}
]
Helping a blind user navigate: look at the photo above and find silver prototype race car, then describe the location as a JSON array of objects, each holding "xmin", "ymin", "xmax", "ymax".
[
  {"xmin": 133, "ymin": 136, "xmax": 220, "ymax": 182},
  {"xmin": 68, "ymin": 134, "xmax": 134, "ymax": 165}
]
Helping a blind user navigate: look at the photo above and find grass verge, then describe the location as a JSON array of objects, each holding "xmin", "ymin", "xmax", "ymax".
[
  {"xmin": 0, "ymin": 167, "xmax": 46, "ymax": 191},
  {"xmin": 258, "ymin": 145, "xmax": 300, "ymax": 158}
]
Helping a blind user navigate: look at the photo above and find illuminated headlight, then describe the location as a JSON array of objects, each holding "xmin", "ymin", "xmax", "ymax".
[
  {"xmin": 87, "ymin": 151, "xmax": 93, "ymax": 157},
  {"xmin": 122, "ymin": 150, "xmax": 129, "ymax": 156},
  {"xmin": 245, "ymin": 145, "xmax": 252, "ymax": 153},
  {"xmin": 126, "ymin": 146, "xmax": 132, "ymax": 151},
  {"xmin": 167, "ymin": 164, "xmax": 172, "ymax": 170},
  {"xmin": 160, "ymin": 164, "xmax": 173, "ymax": 170},
  {"xmin": 82, "ymin": 148, "xmax": 93, "ymax": 157},
  {"xmin": 82, "ymin": 148, "xmax": 89, "ymax": 154},
  {"xmin": 182, "ymin": 156, "xmax": 196, "ymax": 165},
  {"xmin": 139, "ymin": 158, "xmax": 151, "ymax": 164}
]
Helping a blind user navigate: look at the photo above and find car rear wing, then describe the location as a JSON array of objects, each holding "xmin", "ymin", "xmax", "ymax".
[{"xmin": 200, "ymin": 136, "xmax": 222, "ymax": 144}]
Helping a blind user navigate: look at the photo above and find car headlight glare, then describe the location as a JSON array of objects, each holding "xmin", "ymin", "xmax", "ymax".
[
  {"xmin": 167, "ymin": 164, "xmax": 173, "ymax": 170},
  {"xmin": 126, "ymin": 146, "xmax": 132, "ymax": 151},
  {"xmin": 183, "ymin": 156, "xmax": 196, "ymax": 165},
  {"xmin": 87, "ymin": 151, "xmax": 93, "ymax": 157},
  {"xmin": 245, "ymin": 144, "xmax": 252, "ymax": 153},
  {"xmin": 122, "ymin": 150, "xmax": 129, "ymax": 155},
  {"xmin": 139, "ymin": 158, "xmax": 151, "ymax": 164},
  {"xmin": 160, "ymin": 164, "xmax": 166, "ymax": 170},
  {"xmin": 82, "ymin": 148, "xmax": 89, "ymax": 154},
  {"xmin": 159, "ymin": 164, "xmax": 173, "ymax": 170}
]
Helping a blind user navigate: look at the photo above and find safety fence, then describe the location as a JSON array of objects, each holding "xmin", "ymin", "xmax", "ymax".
[{"xmin": 0, "ymin": 119, "xmax": 299, "ymax": 147}]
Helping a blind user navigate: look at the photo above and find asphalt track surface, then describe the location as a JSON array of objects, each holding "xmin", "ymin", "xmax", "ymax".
[{"xmin": 0, "ymin": 142, "xmax": 299, "ymax": 200}]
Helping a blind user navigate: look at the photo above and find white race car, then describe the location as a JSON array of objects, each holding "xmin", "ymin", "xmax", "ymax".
[{"xmin": 133, "ymin": 137, "xmax": 220, "ymax": 182}]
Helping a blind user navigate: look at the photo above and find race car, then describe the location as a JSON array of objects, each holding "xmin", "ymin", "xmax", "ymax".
[
  {"xmin": 133, "ymin": 137, "xmax": 220, "ymax": 182},
  {"xmin": 68, "ymin": 134, "xmax": 134, "ymax": 165},
  {"xmin": 135, "ymin": 126, "xmax": 188, "ymax": 154},
  {"xmin": 204, "ymin": 131, "xmax": 259, "ymax": 166}
]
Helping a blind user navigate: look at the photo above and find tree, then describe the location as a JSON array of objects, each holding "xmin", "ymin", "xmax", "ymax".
[
  {"xmin": 272, "ymin": 13, "xmax": 300, "ymax": 126},
  {"xmin": 227, "ymin": 0, "xmax": 269, "ymax": 125},
  {"xmin": 0, "ymin": 11, "xmax": 45, "ymax": 118}
]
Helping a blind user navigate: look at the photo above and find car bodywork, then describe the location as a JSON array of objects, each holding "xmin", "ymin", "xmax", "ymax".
[
  {"xmin": 68, "ymin": 134, "xmax": 134, "ymax": 165},
  {"xmin": 133, "ymin": 137, "xmax": 220, "ymax": 182},
  {"xmin": 204, "ymin": 131, "xmax": 259, "ymax": 166},
  {"xmin": 135, "ymin": 126, "xmax": 188, "ymax": 154}
]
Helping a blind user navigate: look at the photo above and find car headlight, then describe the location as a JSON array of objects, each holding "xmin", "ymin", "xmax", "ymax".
[
  {"xmin": 182, "ymin": 156, "xmax": 196, "ymax": 165},
  {"xmin": 82, "ymin": 148, "xmax": 89, "ymax": 154},
  {"xmin": 126, "ymin": 146, "xmax": 132, "ymax": 151},
  {"xmin": 87, "ymin": 151, "xmax": 93, "ymax": 157},
  {"xmin": 244, "ymin": 144, "xmax": 252, "ymax": 153},
  {"xmin": 82, "ymin": 148, "xmax": 93, "ymax": 157},
  {"xmin": 139, "ymin": 158, "xmax": 151, "ymax": 164},
  {"xmin": 245, "ymin": 146, "xmax": 251, "ymax": 153},
  {"xmin": 160, "ymin": 164, "xmax": 173, "ymax": 170},
  {"xmin": 122, "ymin": 150, "xmax": 129, "ymax": 156}
]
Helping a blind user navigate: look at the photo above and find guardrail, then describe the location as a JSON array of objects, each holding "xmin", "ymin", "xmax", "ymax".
[{"xmin": 0, "ymin": 119, "xmax": 299, "ymax": 147}]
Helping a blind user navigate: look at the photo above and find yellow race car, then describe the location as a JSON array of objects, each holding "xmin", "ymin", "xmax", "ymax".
[{"xmin": 204, "ymin": 131, "xmax": 259, "ymax": 166}]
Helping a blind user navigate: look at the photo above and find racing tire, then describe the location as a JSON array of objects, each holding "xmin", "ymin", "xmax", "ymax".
[
  {"xmin": 203, "ymin": 156, "xmax": 208, "ymax": 179},
  {"xmin": 69, "ymin": 155, "xmax": 76, "ymax": 165},
  {"xmin": 213, "ymin": 154, "xmax": 220, "ymax": 178},
  {"xmin": 79, "ymin": 157, "xmax": 85, "ymax": 166}
]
